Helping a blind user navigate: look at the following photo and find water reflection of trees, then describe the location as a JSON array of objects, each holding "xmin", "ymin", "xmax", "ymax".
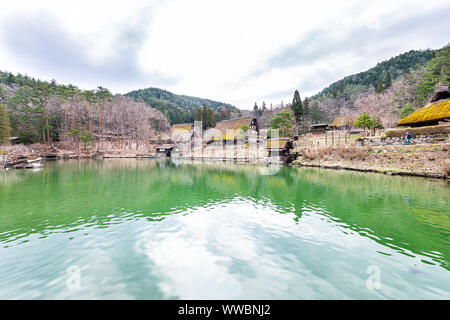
[{"xmin": 0, "ymin": 159, "xmax": 448, "ymax": 269}]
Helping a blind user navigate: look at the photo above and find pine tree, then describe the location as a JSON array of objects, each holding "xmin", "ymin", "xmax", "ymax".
[
  {"xmin": 291, "ymin": 90, "xmax": 303, "ymax": 123},
  {"xmin": 303, "ymin": 97, "xmax": 310, "ymax": 119},
  {"xmin": 309, "ymin": 101, "xmax": 322, "ymax": 124},
  {"xmin": 376, "ymin": 78, "xmax": 383, "ymax": 94},
  {"xmin": 354, "ymin": 112, "xmax": 375, "ymax": 134},
  {"xmin": 384, "ymin": 71, "xmax": 392, "ymax": 89},
  {"xmin": 270, "ymin": 110, "xmax": 293, "ymax": 137},
  {"xmin": 0, "ymin": 104, "xmax": 11, "ymax": 144},
  {"xmin": 253, "ymin": 102, "xmax": 259, "ymax": 117},
  {"xmin": 194, "ymin": 108, "xmax": 202, "ymax": 121},
  {"xmin": 261, "ymin": 101, "xmax": 267, "ymax": 112},
  {"xmin": 205, "ymin": 108, "xmax": 216, "ymax": 129}
]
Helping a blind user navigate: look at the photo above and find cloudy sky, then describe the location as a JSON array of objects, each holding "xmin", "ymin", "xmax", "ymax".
[{"xmin": 0, "ymin": 0, "xmax": 449, "ymax": 109}]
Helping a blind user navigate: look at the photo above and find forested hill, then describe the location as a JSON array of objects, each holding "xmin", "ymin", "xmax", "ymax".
[
  {"xmin": 125, "ymin": 87, "xmax": 238, "ymax": 124},
  {"xmin": 313, "ymin": 49, "xmax": 434, "ymax": 100}
]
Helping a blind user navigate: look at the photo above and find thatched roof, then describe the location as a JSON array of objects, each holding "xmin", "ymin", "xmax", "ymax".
[
  {"xmin": 214, "ymin": 117, "xmax": 256, "ymax": 140},
  {"xmin": 266, "ymin": 138, "xmax": 291, "ymax": 150},
  {"xmin": 397, "ymin": 99, "xmax": 450, "ymax": 126},
  {"xmin": 330, "ymin": 116, "xmax": 354, "ymax": 127},
  {"xmin": 170, "ymin": 123, "xmax": 192, "ymax": 134},
  {"xmin": 156, "ymin": 144, "xmax": 174, "ymax": 150},
  {"xmin": 430, "ymin": 84, "xmax": 450, "ymax": 103}
]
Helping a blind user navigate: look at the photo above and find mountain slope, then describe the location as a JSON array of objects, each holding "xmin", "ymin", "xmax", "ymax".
[
  {"xmin": 313, "ymin": 49, "xmax": 434, "ymax": 101},
  {"xmin": 125, "ymin": 87, "xmax": 237, "ymax": 124}
]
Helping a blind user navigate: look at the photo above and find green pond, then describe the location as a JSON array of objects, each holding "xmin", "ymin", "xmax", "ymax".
[{"xmin": 0, "ymin": 159, "xmax": 449, "ymax": 299}]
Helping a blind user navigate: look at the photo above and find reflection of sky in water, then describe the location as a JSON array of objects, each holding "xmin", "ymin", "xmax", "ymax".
[{"xmin": 134, "ymin": 198, "xmax": 450, "ymax": 300}]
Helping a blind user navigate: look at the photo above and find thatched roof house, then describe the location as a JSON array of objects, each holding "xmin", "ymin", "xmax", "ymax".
[
  {"xmin": 310, "ymin": 123, "xmax": 329, "ymax": 134},
  {"xmin": 266, "ymin": 138, "xmax": 291, "ymax": 150},
  {"xmin": 213, "ymin": 117, "xmax": 258, "ymax": 140},
  {"xmin": 266, "ymin": 138, "xmax": 293, "ymax": 157},
  {"xmin": 156, "ymin": 144, "xmax": 174, "ymax": 157},
  {"xmin": 398, "ymin": 85, "xmax": 450, "ymax": 127},
  {"xmin": 330, "ymin": 116, "xmax": 354, "ymax": 129},
  {"xmin": 170, "ymin": 123, "xmax": 193, "ymax": 135},
  {"xmin": 169, "ymin": 123, "xmax": 193, "ymax": 142}
]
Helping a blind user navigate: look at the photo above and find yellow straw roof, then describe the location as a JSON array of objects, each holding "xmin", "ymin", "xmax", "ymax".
[
  {"xmin": 170, "ymin": 123, "xmax": 192, "ymax": 134},
  {"xmin": 397, "ymin": 99, "xmax": 450, "ymax": 126}
]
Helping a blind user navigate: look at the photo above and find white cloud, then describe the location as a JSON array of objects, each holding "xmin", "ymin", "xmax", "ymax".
[{"xmin": 0, "ymin": 0, "xmax": 449, "ymax": 109}]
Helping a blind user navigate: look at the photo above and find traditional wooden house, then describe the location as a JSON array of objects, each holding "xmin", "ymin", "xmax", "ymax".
[
  {"xmin": 156, "ymin": 144, "xmax": 174, "ymax": 157},
  {"xmin": 266, "ymin": 138, "xmax": 293, "ymax": 157},
  {"xmin": 310, "ymin": 123, "xmax": 329, "ymax": 134},
  {"xmin": 330, "ymin": 116, "xmax": 354, "ymax": 130},
  {"xmin": 169, "ymin": 123, "xmax": 194, "ymax": 142},
  {"xmin": 213, "ymin": 117, "xmax": 259, "ymax": 142},
  {"xmin": 397, "ymin": 85, "xmax": 450, "ymax": 127}
]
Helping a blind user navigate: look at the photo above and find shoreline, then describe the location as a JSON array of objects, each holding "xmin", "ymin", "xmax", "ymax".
[
  {"xmin": 291, "ymin": 143, "xmax": 450, "ymax": 180},
  {"xmin": 290, "ymin": 162, "xmax": 449, "ymax": 180}
]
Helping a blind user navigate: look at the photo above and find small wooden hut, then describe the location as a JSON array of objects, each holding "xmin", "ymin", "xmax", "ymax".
[{"xmin": 156, "ymin": 144, "xmax": 174, "ymax": 157}]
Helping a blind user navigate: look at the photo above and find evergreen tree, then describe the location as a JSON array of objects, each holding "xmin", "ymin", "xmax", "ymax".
[
  {"xmin": 291, "ymin": 90, "xmax": 303, "ymax": 123},
  {"xmin": 0, "ymin": 104, "xmax": 11, "ymax": 143},
  {"xmin": 270, "ymin": 110, "xmax": 293, "ymax": 137},
  {"xmin": 309, "ymin": 101, "xmax": 323, "ymax": 124},
  {"xmin": 261, "ymin": 101, "xmax": 267, "ymax": 112},
  {"xmin": 417, "ymin": 45, "xmax": 450, "ymax": 105},
  {"xmin": 354, "ymin": 112, "xmax": 375, "ymax": 134},
  {"xmin": 376, "ymin": 78, "xmax": 383, "ymax": 94},
  {"xmin": 0, "ymin": 86, "xmax": 6, "ymax": 104},
  {"xmin": 384, "ymin": 71, "xmax": 392, "ymax": 89},
  {"xmin": 205, "ymin": 108, "xmax": 216, "ymax": 129},
  {"xmin": 303, "ymin": 97, "xmax": 310, "ymax": 119},
  {"xmin": 194, "ymin": 108, "xmax": 202, "ymax": 121},
  {"xmin": 253, "ymin": 102, "xmax": 260, "ymax": 117}
]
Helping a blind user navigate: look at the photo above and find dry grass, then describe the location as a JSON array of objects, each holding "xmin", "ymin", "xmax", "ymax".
[
  {"xmin": 0, "ymin": 144, "xmax": 32, "ymax": 155},
  {"xmin": 298, "ymin": 145, "xmax": 368, "ymax": 161}
]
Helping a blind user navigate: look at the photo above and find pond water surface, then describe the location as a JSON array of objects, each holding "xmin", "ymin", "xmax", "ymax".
[{"xmin": 0, "ymin": 159, "xmax": 449, "ymax": 299}]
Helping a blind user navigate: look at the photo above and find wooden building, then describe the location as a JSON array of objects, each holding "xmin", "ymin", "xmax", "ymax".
[
  {"xmin": 213, "ymin": 117, "xmax": 259, "ymax": 141},
  {"xmin": 169, "ymin": 123, "xmax": 194, "ymax": 142},
  {"xmin": 266, "ymin": 138, "xmax": 293, "ymax": 157},
  {"xmin": 330, "ymin": 116, "xmax": 354, "ymax": 130},
  {"xmin": 156, "ymin": 144, "xmax": 174, "ymax": 157},
  {"xmin": 397, "ymin": 85, "xmax": 450, "ymax": 127},
  {"xmin": 310, "ymin": 123, "xmax": 329, "ymax": 134}
]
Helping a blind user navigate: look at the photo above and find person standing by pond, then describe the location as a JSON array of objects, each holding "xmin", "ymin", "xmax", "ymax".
[{"xmin": 406, "ymin": 132, "xmax": 413, "ymax": 145}]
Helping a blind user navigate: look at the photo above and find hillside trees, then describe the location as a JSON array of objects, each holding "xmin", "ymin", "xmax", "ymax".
[
  {"xmin": 0, "ymin": 104, "xmax": 11, "ymax": 143},
  {"xmin": 1, "ymin": 77, "xmax": 170, "ymax": 149},
  {"xmin": 125, "ymin": 87, "xmax": 236, "ymax": 125},
  {"xmin": 417, "ymin": 45, "xmax": 450, "ymax": 106}
]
